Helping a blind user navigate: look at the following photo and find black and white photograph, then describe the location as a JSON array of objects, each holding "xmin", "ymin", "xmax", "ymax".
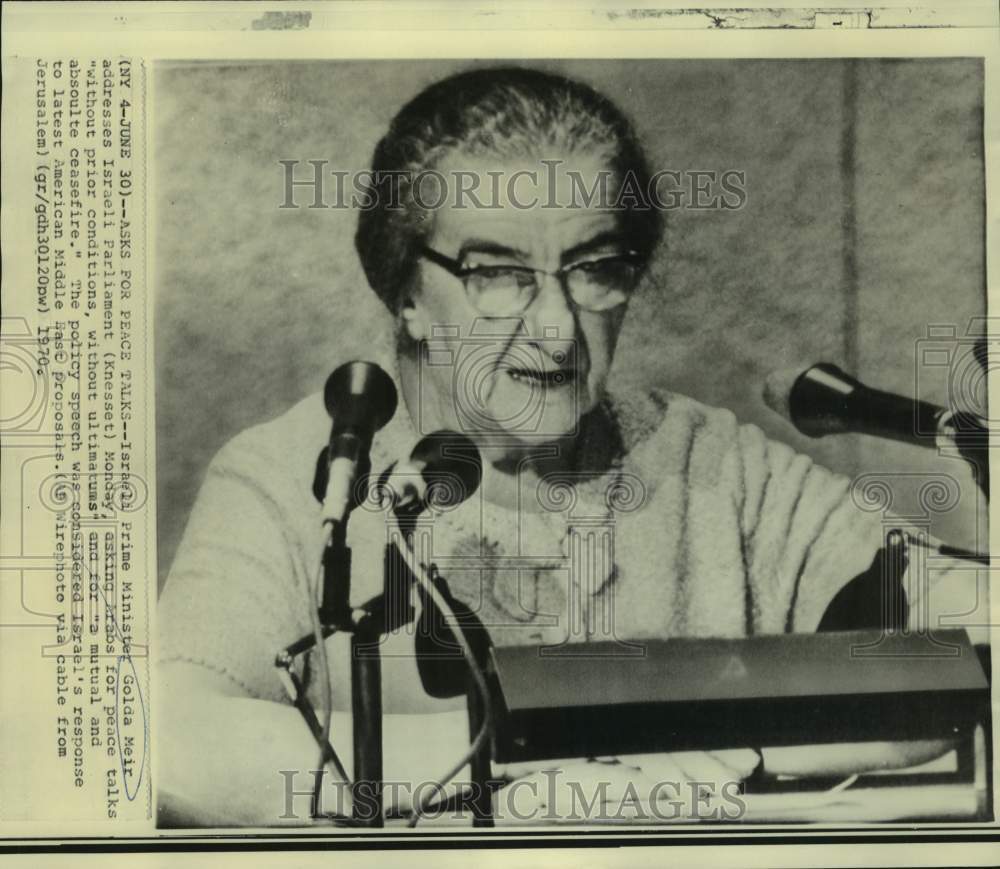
[{"xmin": 151, "ymin": 56, "xmax": 992, "ymax": 830}]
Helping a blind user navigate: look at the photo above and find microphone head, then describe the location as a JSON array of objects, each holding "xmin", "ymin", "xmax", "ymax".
[
  {"xmin": 409, "ymin": 430, "xmax": 482, "ymax": 510},
  {"xmin": 763, "ymin": 362, "xmax": 862, "ymax": 438},
  {"xmin": 324, "ymin": 361, "xmax": 398, "ymax": 434}
]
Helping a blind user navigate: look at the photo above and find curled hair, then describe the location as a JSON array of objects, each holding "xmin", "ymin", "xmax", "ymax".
[{"xmin": 354, "ymin": 66, "xmax": 662, "ymax": 313}]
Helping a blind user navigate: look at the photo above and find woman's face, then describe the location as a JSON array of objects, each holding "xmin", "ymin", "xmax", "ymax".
[{"xmin": 401, "ymin": 153, "xmax": 633, "ymax": 453}]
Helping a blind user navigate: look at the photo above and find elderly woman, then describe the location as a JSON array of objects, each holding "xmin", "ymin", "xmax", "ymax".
[{"xmin": 158, "ymin": 67, "xmax": 967, "ymax": 826}]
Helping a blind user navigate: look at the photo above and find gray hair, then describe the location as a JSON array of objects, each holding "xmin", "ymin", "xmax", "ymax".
[{"xmin": 354, "ymin": 66, "xmax": 662, "ymax": 315}]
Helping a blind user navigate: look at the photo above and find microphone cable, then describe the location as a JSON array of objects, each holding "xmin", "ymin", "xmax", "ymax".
[
  {"xmin": 388, "ymin": 521, "xmax": 494, "ymax": 828},
  {"xmin": 304, "ymin": 517, "xmax": 493, "ymax": 827},
  {"xmin": 307, "ymin": 522, "xmax": 352, "ymax": 816}
]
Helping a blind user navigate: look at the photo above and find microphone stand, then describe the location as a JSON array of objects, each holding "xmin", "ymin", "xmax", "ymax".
[
  {"xmin": 276, "ymin": 500, "xmax": 495, "ymax": 827},
  {"xmin": 275, "ymin": 444, "xmax": 397, "ymax": 827},
  {"xmin": 274, "ymin": 519, "xmax": 408, "ymax": 826}
]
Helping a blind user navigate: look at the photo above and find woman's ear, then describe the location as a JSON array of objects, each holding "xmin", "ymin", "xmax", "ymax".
[{"xmin": 399, "ymin": 297, "xmax": 428, "ymax": 342}]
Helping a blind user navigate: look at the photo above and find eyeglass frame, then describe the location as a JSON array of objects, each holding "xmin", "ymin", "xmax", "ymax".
[{"xmin": 418, "ymin": 244, "xmax": 645, "ymax": 316}]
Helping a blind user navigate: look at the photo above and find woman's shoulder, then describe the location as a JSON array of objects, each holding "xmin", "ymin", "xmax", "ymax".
[
  {"xmin": 606, "ymin": 385, "xmax": 808, "ymax": 497},
  {"xmin": 211, "ymin": 343, "xmax": 403, "ymax": 491},
  {"xmin": 610, "ymin": 386, "xmax": 742, "ymax": 456},
  {"xmin": 207, "ymin": 391, "xmax": 330, "ymax": 496}
]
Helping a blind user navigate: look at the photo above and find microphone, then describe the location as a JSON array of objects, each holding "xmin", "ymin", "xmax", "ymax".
[
  {"xmin": 314, "ymin": 361, "xmax": 398, "ymax": 525},
  {"xmin": 374, "ymin": 431, "xmax": 488, "ymax": 699},
  {"xmin": 374, "ymin": 430, "xmax": 483, "ymax": 518},
  {"xmin": 763, "ymin": 362, "xmax": 984, "ymax": 448}
]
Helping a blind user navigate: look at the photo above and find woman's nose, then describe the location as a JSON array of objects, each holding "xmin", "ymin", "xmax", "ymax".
[{"xmin": 525, "ymin": 272, "xmax": 577, "ymax": 349}]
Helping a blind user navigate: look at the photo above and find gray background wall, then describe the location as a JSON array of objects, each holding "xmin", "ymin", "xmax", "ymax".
[{"xmin": 154, "ymin": 59, "xmax": 986, "ymax": 591}]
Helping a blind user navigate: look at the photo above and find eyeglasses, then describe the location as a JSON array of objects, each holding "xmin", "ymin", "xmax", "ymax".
[{"xmin": 420, "ymin": 245, "xmax": 643, "ymax": 316}]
